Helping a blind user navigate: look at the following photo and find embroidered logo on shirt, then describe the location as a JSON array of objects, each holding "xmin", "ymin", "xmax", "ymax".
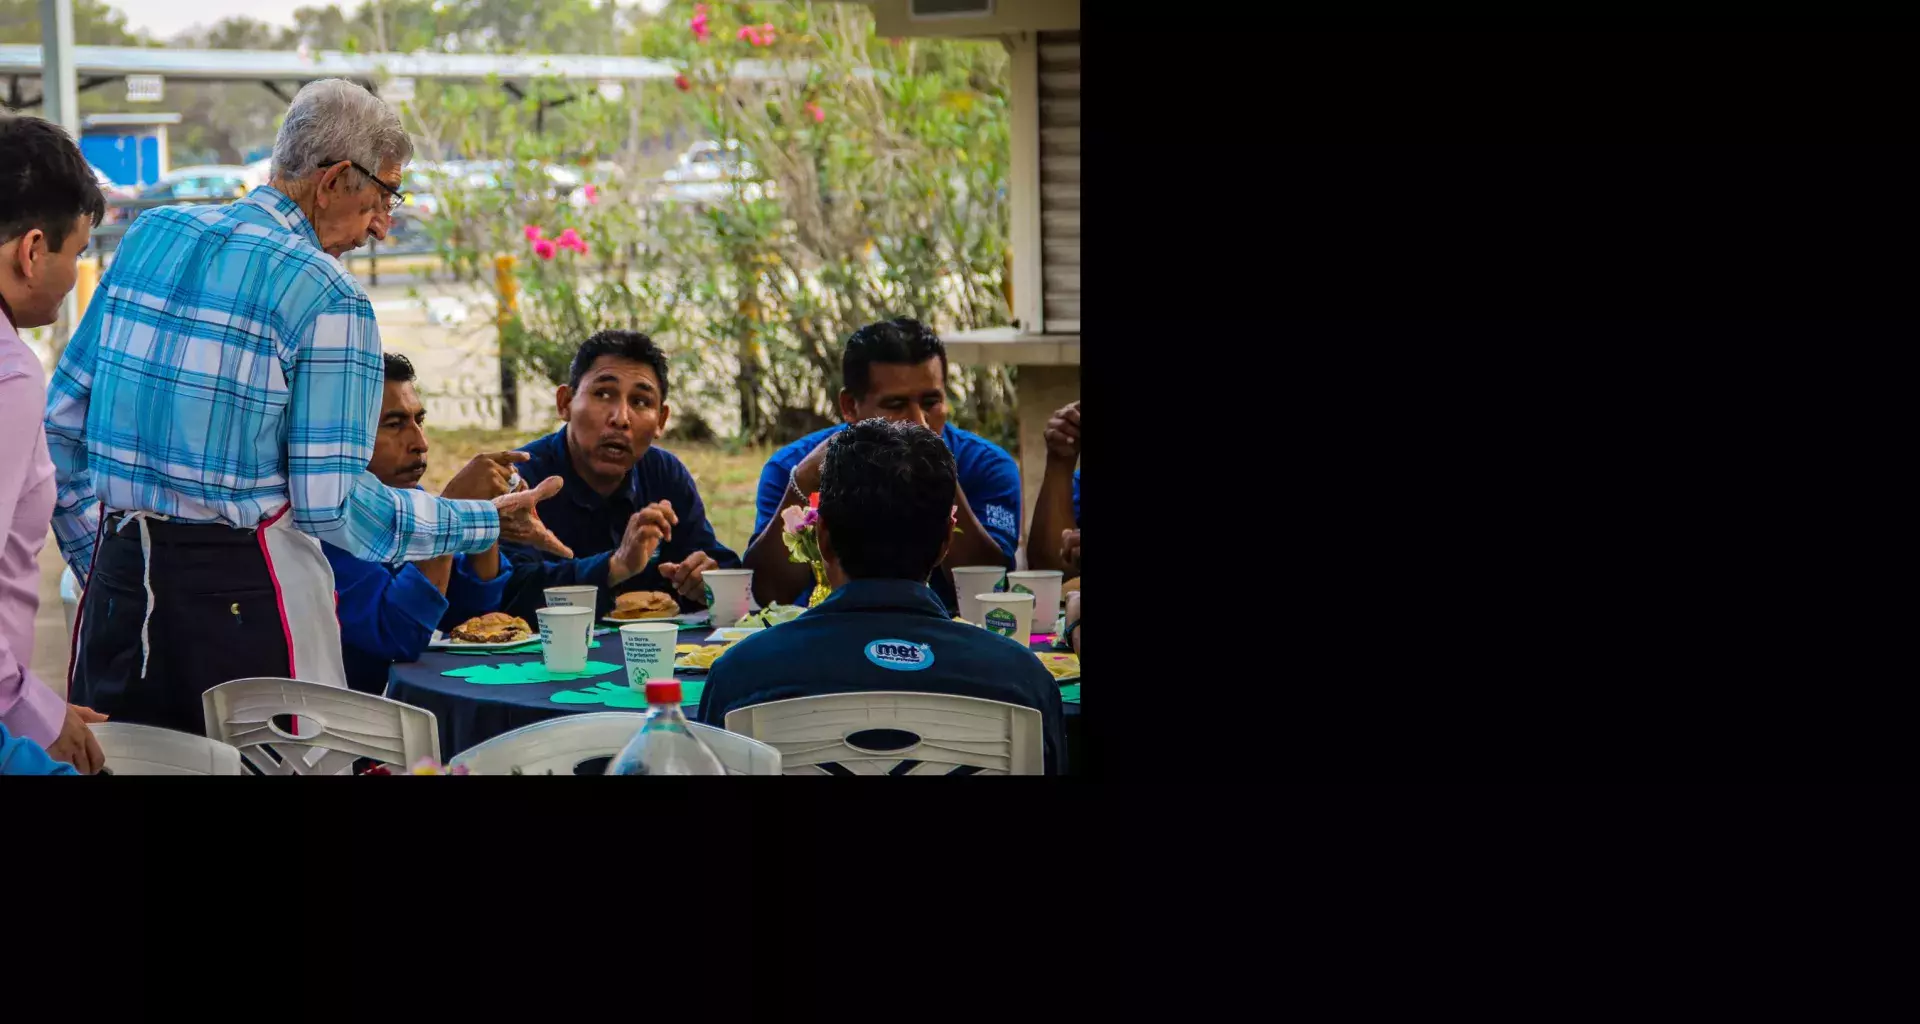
[
  {"xmin": 865, "ymin": 639, "xmax": 935, "ymax": 671},
  {"xmin": 981, "ymin": 503, "xmax": 1016, "ymax": 537}
]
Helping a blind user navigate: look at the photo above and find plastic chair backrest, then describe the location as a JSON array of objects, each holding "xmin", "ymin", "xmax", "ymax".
[
  {"xmin": 201, "ymin": 677, "xmax": 440, "ymax": 776},
  {"xmin": 92, "ymin": 721, "xmax": 246, "ymax": 776},
  {"xmin": 448, "ymin": 712, "xmax": 782, "ymax": 776},
  {"xmin": 723, "ymin": 691, "xmax": 1043, "ymax": 776},
  {"xmin": 60, "ymin": 566, "xmax": 79, "ymax": 639}
]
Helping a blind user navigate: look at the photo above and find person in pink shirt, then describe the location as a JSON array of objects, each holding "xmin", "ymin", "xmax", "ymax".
[{"xmin": 0, "ymin": 113, "xmax": 110, "ymax": 773}]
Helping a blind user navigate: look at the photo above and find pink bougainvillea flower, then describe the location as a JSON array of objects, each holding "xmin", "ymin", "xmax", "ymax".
[
  {"xmin": 556, "ymin": 227, "xmax": 582, "ymax": 248},
  {"xmin": 583, "ymin": 183, "xmax": 598, "ymax": 204},
  {"xmin": 736, "ymin": 25, "xmax": 756, "ymax": 43},
  {"xmin": 523, "ymin": 224, "xmax": 545, "ymax": 242},
  {"xmin": 805, "ymin": 101, "xmax": 824, "ymax": 123},
  {"xmin": 758, "ymin": 23, "xmax": 777, "ymax": 44},
  {"xmin": 691, "ymin": 18, "xmax": 710, "ymax": 41},
  {"xmin": 674, "ymin": 73, "xmax": 692, "ymax": 92},
  {"xmin": 533, "ymin": 239, "xmax": 557, "ymax": 260}
]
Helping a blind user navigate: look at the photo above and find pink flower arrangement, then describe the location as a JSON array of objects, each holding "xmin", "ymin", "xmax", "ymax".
[
  {"xmin": 781, "ymin": 492, "xmax": 828, "ymax": 607},
  {"xmin": 523, "ymin": 223, "xmax": 545, "ymax": 242},
  {"xmin": 738, "ymin": 22, "xmax": 776, "ymax": 47},
  {"xmin": 532, "ymin": 238, "xmax": 557, "ymax": 260},
  {"xmin": 690, "ymin": 4, "xmax": 711, "ymax": 41},
  {"xmin": 805, "ymin": 101, "xmax": 824, "ymax": 123}
]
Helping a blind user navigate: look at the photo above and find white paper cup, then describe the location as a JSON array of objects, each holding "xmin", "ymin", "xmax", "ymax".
[
  {"xmin": 536, "ymin": 606, "xmax": 594, "ymax": 674},
  {"xmin": 619, "ymin": 621, "xmax": 680, "ymax": 690},
  {"xmin": 1006, "ymin": 570, "xmax": 1063, "ymax": 623},
  {"xmin": 975, "ymin": 592, "xmax": 1035, "ymax": 642},
  {"xmin": 543, "ymin": 585, "xmax": 599, "ymax": 609},
  {"xmin": 700, "ymin": 569, "xmax": 754, "ymax": 627},
  {"xmin": 951, "ymin": 566, "xmax": 1007, "ymax": 623}
]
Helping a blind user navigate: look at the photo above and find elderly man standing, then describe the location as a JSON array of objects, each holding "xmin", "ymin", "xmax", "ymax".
[{"xmin": 44, "ymin": 79, "xmax": 567, "ymax": 734}]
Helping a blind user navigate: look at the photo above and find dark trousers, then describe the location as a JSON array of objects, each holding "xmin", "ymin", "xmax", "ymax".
[{"xmin": 71, "ymin": 516, "xmax": 293, "ymax": 736}]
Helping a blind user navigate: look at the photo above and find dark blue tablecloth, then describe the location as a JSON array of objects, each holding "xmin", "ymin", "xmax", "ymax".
[{"xmin": 386, "ymin": 628, "xmax": 1081, "ymax": 769}]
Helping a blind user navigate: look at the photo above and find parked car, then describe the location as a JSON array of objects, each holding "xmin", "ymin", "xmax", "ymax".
[
  {"xmin": 138, "ymin": 165, "xmax": 253, "ymax": 201},
  {"xmin": 88, "ymin": 163, "xmax": 138, "ymax": 223},
  {"xmin": 651, "ymin": 140, "xmax": 777, "ymax": 207}
]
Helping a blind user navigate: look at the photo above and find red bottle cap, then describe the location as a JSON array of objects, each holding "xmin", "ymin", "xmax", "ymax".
[{"xmin": 644, "ymin": 679, "xmax": 682, "ymax": 704}]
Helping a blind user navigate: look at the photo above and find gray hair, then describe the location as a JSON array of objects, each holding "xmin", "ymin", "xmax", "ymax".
[{"xmin": 270, "ymin": 79, "xmax": 413, "ymax": 185}]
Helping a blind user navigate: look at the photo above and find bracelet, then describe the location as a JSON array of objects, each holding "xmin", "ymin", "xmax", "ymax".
[{"xmin": 1061, "ymin": 619, "xmax": 1080, "ymax": 647}]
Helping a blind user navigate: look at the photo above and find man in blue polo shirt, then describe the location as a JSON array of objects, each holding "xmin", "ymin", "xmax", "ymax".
[
  {"xmin": 700, "ymin": 419, "xmax": 1065, "ymax": 774},
  {"xmin": 744, "ymin": 318, "xmax": 1022, "ymax": 612},
  {"xmin": 499, "ymin": 330, "xmax": 740, "ymax": 621},
  {"xmin": 322, "ymin": 354, "xmax": 526, "ymax": 693}
]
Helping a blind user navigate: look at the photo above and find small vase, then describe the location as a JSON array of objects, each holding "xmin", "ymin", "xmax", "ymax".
[{"xmin": 807, "ymin": 561, "xmax": 832, "ymax": 608}]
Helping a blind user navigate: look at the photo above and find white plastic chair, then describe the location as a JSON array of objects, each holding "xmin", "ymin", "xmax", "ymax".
[
  {"xmin": 92, "ymin": 721, "xmax": 246, "ymax": 776},
  {"xmin": 448, "ymin": 712, "xmax": 782, "ymax": 776},
  {"xmin": 202, "ymin": 677, "xmax": 440, "ymax": 776},
  {"xmin": 723, "ymin": 692, "xmax": 1044, "ymax": 776},
  {"xmin": 60, "ymin": 566, "xmax": 80, "ymax": 640}
]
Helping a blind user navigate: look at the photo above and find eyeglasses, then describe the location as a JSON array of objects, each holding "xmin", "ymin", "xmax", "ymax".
[{"xmin": 319, "ymin": 159, "xmax": 407, "ymax": 212}]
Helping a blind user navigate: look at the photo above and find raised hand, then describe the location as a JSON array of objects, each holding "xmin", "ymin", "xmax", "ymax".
[
  {"xmin": 609, "ymin": 500, "xmax": 679, "ymax": 586},
  {"xmin": 493, "ymin": 476, "xmax": 573, "ymax": 557},
  {"xmin": 1044, "ymin": 400, "xmax": 1080, "ymax": 461},
  {"xmin": 443, "ymin": 450, "xmax": 530, "ymax": 501}
]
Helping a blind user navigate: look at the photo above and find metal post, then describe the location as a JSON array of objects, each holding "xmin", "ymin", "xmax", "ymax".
[
  {"xmin": 41, "ymin": 0, "xmax": 81, "ymax": 354},
  {"xmin": 38, "ymin": 0, "xmax": 78, "ymax": 136}
]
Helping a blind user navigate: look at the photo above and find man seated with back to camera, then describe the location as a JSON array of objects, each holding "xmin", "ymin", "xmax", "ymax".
[
  {"xmin": 700, "ymin": 418, "xmax": 1066, "ymax": 774},
  {"xmin": 499, "ymin": 330, "xmax": 741, "ymax": 621},
  {"xmin": 322, "ymin": 354, "xmax": 530, "ymax": 694},
  {"xmin": 744, "ymin": 318, "xmax": 1022, "ymax": 614}
]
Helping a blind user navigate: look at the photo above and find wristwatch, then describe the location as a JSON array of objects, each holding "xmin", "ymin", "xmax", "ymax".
[{"xmin": 1061, "ymin": 618, "xmax": 1081, "ymax": 650}]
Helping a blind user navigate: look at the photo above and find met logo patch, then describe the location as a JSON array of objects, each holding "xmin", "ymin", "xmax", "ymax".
[{"xmin": 865, "ymin": 639, "xmax": 935, "ymax": 671}]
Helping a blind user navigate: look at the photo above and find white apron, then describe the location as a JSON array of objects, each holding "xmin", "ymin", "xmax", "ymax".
[{"xmin": 69, "ymin": 504, "xmax": 348, "ymax": 693}]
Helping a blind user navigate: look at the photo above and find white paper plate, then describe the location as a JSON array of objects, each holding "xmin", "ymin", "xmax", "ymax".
[
  {"xmin": 702, "ymin": 626, "xmax": 765, "ymax": 643},
  {"xmin": 427, "ymin": 630, "xmax": 537, "ymax": 651}
]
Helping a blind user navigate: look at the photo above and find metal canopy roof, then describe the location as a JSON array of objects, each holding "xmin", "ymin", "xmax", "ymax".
[{"xmin": 0, "ymin": 45, "xmax": 838, "ymax": 84}]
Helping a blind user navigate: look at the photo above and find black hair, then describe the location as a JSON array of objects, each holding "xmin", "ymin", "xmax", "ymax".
[
  {"xmin": 383, "ymin": 352, "xmax": 416, "ymax": 384},
  {"xmin": 569, "ymin": 329, "xmax": 671, "ymax": 400},
  {"xmin": 842, "ymin": 317, "xmax": 947, "ymax": 400},
  {"xmin": 818, "ymin": 418, "xmax": 957, "ymax": 581},
  {"xmin": 0, "ymin": 114, "xmax": 107, "ymax": 252}
]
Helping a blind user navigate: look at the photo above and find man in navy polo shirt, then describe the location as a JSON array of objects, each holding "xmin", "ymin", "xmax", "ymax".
[
  {"xmin": 322, "ymin": 354, "xmax": 528, "ymax": 693},
  {"xmin": 499, "ymin": 330, "xmax": 740, "ymax": 621},
  {"xmin": 700, "ymin": 419, "xmax": 1065, "ymax": 774},
  {"xmin": 744, "ymin": 318, "xmax": 1021, "ymax": 612}
]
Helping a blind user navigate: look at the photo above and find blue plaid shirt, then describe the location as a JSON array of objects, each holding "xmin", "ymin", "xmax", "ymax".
[{"xmin": 44, "ymin": 187, "xmax": 498, "ymax": 578}]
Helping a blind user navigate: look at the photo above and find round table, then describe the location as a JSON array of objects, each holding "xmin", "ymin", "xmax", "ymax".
[{"xmin": 387, "ymin": 628, "xmax": 1082, "ymax": 769}]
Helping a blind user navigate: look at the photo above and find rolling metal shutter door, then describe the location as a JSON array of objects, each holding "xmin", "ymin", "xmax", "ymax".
[{"xmin": 1038, "ymin": 29, "xmax": 1080, "ymax": 334}]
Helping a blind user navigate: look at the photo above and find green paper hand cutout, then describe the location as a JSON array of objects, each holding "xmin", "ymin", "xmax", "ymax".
[
  {"xmin": 549, "ymin": 678, "xmax": 707, "ymax": 709},
  {"xmin": 441, "ymin": 660, "xmax": 623, "ymax": 684},
  {"xmin": 1059, "ymin": 683, "xmax": 1081, "ymax": 704},
  {"xmin": 550, "ymin": 680, "xmax": 649, "ymax": 708}
]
